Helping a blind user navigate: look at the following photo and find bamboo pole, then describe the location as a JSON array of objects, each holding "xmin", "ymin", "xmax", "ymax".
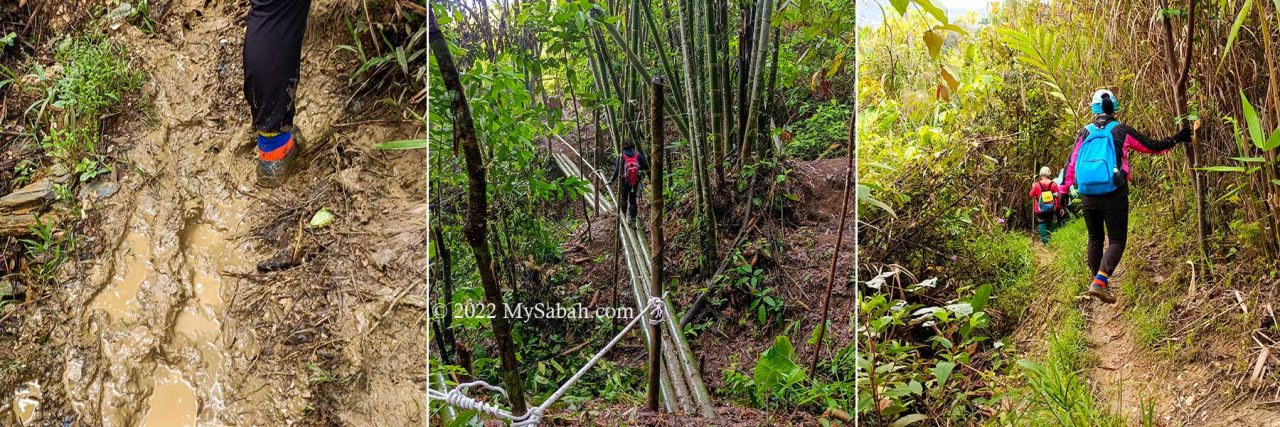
[{"xmin": 645, "ymin": 77, "xmax": 667, "ymax": 412}]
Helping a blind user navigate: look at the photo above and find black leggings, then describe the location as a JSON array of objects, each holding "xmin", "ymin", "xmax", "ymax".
[
  {"xmin": 1080, "ymin": 187, "xmax": 1129, "ymax": 278},
  {"xmin": 619, "ymin": 183, "xmax": 638, "ymax": 220},
  {"xmin": 244, "ymin": 0, "xmax": 311, "ymax": 132}
]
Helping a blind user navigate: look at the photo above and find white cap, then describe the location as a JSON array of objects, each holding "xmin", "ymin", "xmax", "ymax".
[{"xmin": 1091, "ymin": 89, "xmax": 1116, "ymax": 105}]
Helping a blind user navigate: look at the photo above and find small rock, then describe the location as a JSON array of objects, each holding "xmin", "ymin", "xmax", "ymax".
[
  {"xmin": 0, "ymin": 280, "xmax": 23, "ymax": 299},
  {"xmin": 0, "ymin": 179, "xmax": 54, "ymax": 211},
  {"xmin": 370, "ymin": 248, "xmax": 397, "ymax": 268},
  {"xmin": 336, "ymin": 166, "xmax": 364, "ymax": 193},
  {"xmin": 78, "ymin": 181, "xmax": 119, "ymax": 200}
]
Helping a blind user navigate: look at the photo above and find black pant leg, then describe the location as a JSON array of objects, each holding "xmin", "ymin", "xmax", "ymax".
[
  {"xmin": 244, "ymin": 0, "xmax": 311, "ymax": 132},
  {"xmin": 1099, "ymin": 190, "xmax": 1129, "ymax": 276},
  {"xmin": 1081, "ymin": 195, "xmax": 1106, "ymax": 275},
  {"xmin": 627, "ymin": 184, "xmax": 638, "ymax": 219}
]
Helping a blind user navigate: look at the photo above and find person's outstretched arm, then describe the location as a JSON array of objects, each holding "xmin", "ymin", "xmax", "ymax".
[{"xmin": 1119, "ymin": 124, "xmax": 1191, "ymax": 154}]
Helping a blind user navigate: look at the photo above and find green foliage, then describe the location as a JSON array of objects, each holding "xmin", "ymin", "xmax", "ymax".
[
  {"xmin": 52, "ymin": 33, "xmax": 143, "ymax": 123},
  {"xmin": 782, "ymin": 100, "xmax": 851, "ymax": 160}
]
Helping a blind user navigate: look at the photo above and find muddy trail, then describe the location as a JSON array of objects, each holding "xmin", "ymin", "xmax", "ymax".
[
  {"xmin": 1031, "ymin": 231, "xmax": 1280, "ymax": 426},
  {"xmin": 3, "ymin": 1, "xmax": 425, "ymax": 426}
]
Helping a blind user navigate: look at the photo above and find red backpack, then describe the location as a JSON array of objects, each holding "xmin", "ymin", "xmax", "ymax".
[{"xmin": 623, "ymin": 151, "xmax": 640, "ymax": 186}]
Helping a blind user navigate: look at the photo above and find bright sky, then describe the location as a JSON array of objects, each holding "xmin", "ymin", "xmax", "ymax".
[{"xmin": 857, "ymin": 0, "xmax": 995, "ymax": 26}]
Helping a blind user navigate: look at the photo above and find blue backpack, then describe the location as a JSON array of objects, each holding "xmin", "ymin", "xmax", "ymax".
[{"xmin": 1073, "ymin": 121, "xmax": 1121, "ymax": 195}]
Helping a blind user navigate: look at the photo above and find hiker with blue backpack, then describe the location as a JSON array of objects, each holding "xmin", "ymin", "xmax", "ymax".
[
  {"xmin": 607, "ymin": 141, "xmax": 648, "ymax": 227},
  {"xmin": 1060, "ymin": 89, "xmax": 1192, "ymax": 303},
  {"xmin": 1029, "ymin": 166, "xmax": 1061, "ymax": 245}
]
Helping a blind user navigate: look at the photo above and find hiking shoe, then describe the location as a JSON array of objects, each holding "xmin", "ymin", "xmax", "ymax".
[
  {"xmin": 256, "ymin": 129, "xmax": 303, "ymax": 188},
  {"xmin": 1088, "ymin": 282, "xmax": 1117, "ymax": 304}
]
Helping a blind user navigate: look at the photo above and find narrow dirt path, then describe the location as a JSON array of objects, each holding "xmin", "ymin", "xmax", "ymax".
[
  {"xmin": 1079, "ymin": 266, "xmax": 1166, "ymax": 424},
  {"xmin": 1032, "ymin": 228, "xmax": 1280, "ymax": 425}
]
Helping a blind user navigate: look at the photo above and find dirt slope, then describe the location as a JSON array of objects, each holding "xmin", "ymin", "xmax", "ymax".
[{"xmin": 6, "ymin": 1, "xmax": 425, "ymax": 425}]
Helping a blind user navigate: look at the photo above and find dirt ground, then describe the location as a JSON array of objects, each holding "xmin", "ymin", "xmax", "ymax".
[{"xmin": 0, "ymin": 0, "xmax": 424, "ymax": 425}]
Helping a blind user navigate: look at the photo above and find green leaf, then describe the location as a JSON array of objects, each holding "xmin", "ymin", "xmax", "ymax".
[
  {"xmin": 1266, "ymin": 129, "xmax": 1280, "ymax": 151},
  {"xmin": 309, "ymin": 207, "xmax": 335, "ymax": 228},
  {"xmin": 753, "ymin": 335, "xmax": 804, "ymax": 399},
  {"xmin": 857, "ymin": 184, "xmax": 896, "ymax": 217},
  {"xmin": 923, "ymin": 30, "xmax": 942, "ymax": 59},
  {"xmin": 970, "ymin": 284, "xmax": 993, "ymax": 313},
  {"xmin": 890, "ymin": 414, "xmax": 929, "ymax": 427},
  {"xmin": 1231, "ymin": 156, "xmax": 1268, "ymax": 163},
  {"xmin": 1272, "ymin": 179, "xmax": 1280, "ymax": 185},
  {"xmin": 889, "ymin": 0, "xmax": 908, "ymax": 14},
  {"xmin": 933, "ymin": 361, "xmax": 956, "ymax": 389},
  {"xmin": 1222, "ymin": 0, "xmax": 1252, "ymax": 69},
  {"xmin": 1242, "ymin": 91, "xmax": 1266, "ymax": 151},
  {"xmin": 913, "ymin": 0, "xmax": 949, "ymax": 24},
  {"xmin": 375, "ymin": 139, "xmax": 427, "ymax": 150},
  {"xmin": 1195, "ymin": 165, "xmax": 1248, "ymax": 173}
]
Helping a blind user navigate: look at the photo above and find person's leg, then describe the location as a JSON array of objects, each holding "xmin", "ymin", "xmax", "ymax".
[
  {"xmin": 244, "ymin": 0, "xmax": 311, "ymax": 185},
  {"xmin": 619, "ymin": 184, "xmax": 633, "ymax": 217},
  {"xmin": 627, "ymin": 184, "xmax": 638, "ymax": 221},
  {"xmin": 1098, "ymin": 191, "xmax": 1129, "ymax": 276},
  {"xmin": 1037, "ymin": 217, "xmax": 1049, "ymax": 244},
  {"xmin": 1081, "ymin": 196, "xmax": 1105, "ymax": 275}
]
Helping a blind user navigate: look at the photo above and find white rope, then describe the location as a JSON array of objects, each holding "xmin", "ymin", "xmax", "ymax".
[{"xmin": 429, "ymin": 293, "xmax": 670, "ymax": 426}]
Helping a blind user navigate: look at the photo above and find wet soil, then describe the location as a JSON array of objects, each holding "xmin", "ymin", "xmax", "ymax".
[{"xmin": 3, "ymin": 0, "xmax": 424, "ymax": 425}]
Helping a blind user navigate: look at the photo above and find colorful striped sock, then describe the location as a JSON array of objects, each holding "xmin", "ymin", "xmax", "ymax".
[
  {"xmin": 1091, "ymin": 271, "xmax": 1110, "ymax": 288},
  {"xmin": 257, "ymin": 131, "xmax": 294, "ymax": 161}
]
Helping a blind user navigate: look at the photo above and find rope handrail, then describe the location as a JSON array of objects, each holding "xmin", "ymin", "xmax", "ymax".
[{"xmin": 428, "ymin": 294, "xmax": 669, "ymax": 426}]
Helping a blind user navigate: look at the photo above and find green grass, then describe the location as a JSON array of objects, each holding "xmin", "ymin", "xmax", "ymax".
[{"xmin": 37, "ymin": 32, "xmax": 142, "ymax": 186}]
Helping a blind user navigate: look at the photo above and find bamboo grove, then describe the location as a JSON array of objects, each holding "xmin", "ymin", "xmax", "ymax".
[{"xmin": 430, "ymin": 0, "xmax": 853, "ymax": 419}]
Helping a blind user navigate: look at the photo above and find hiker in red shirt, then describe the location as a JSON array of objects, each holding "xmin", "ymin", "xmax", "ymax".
[
  {"xmin": 607, "ymin": 141, "xmax": 648, "ymax": 227},
  {"xmin": 1030, "ymin": 166, "xmax": 1061, "ymax": 245}
]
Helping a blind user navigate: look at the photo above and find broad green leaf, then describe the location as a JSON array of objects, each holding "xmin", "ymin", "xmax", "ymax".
[
  {"xmin": 970, "ymin": 284, "xmax": 993, "ymax": 312},
  {"xmin": 1242, "ymin": 91, "xmax": 1266, "ymax": 151},
  {"xmin": 889, "ymin": 0, "xmax": 908, "ymax": 14},
  {"xmin": 923, "ymin": 30, "xmax": 942, "ymax": 59},
  {"xmin": 914, "ymin": 0, "xmax": 949, "ymax": 24},
  {"xmin": 933, "ymin": 361, "xmax": 956, "ymax": 389},
  {"xmin": 1272, "ymin": 179, "xmax": 1280, "ymax": 185},
  {"xmin": 890, "ymin": 414, "xmax": 930, "ymax": 427},
  {"xmin": 938, "ymin": 23, "xmax": 968, "ymax": 35},
  {"xmin": 1266, "ymin": 129, "xmax": 1280, "ymax": 151}
]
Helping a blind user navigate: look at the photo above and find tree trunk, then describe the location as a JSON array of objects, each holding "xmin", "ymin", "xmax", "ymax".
[
  {"xmin": 429, "ymin": 8, "xmax": 527, "ymax": 415},
  {"xmin": 1157, "ymin": 0, "xmax": 1209, "ymax": 268}
]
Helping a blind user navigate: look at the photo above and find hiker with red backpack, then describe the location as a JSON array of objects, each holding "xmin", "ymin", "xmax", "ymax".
[
  {"xmin": 1060, "ymin": 89, "xmax": 1191, "ymax": 304},
  {"xmin": 607, "ymin": 141, "xmax": 648, "ymax": 227},
  {"xmin": 1029, "ymin": 166, "xmax": 1061, "ymax": 245}
]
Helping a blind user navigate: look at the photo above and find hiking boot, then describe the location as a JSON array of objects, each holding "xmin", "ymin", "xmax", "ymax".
[
  {"xmin": 256, "ymin": 128, "xmax": 304, "ymax": 188},
  {"xmin": 1088, "ymin": 282, "xmax": 1117, "ymax": 304}
]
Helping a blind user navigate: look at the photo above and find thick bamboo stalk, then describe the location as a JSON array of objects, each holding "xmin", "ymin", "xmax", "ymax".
[
  {"xmin": 739, "ymin": 0, "xmax": 774, "ymax": 164},
  {"xmin": 646, "ymin": 78, "xmax": 667, "ymax": 413}
]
